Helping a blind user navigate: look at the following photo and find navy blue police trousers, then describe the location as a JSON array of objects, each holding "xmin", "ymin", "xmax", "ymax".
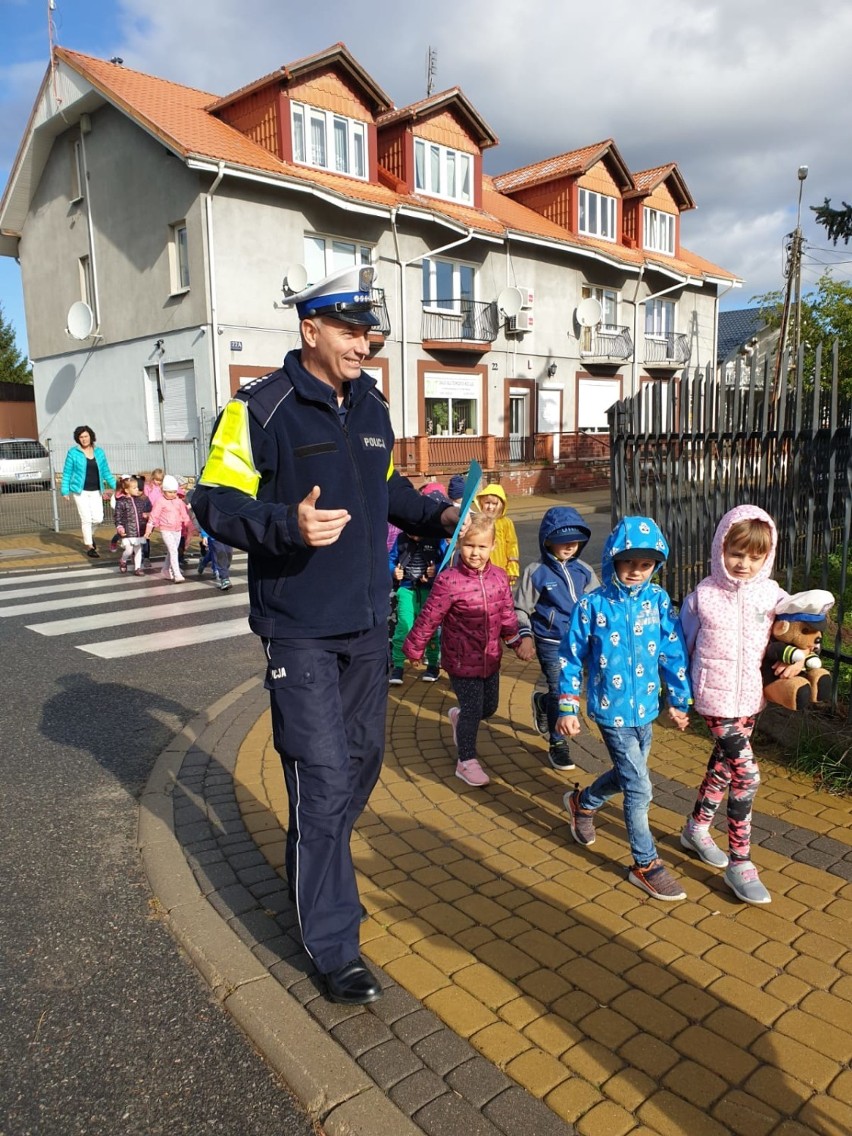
[{"xmin": 263, "ymin": 625, "xmax": 387, "ymax": 974}]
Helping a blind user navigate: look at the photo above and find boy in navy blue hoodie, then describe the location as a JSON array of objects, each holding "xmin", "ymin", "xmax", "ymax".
[{"xmin": 514, "ymin": 507, "xmax": 599, "ymax": 770}]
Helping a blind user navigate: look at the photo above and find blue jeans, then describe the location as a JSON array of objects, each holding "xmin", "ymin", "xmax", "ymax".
[
  {"xmin": 580, "ymin": 724, "xmax": 657, "ymax": 867},
  {"xmin": 535, "ymin": 638, "xmax": 563, "ymax": 743}
]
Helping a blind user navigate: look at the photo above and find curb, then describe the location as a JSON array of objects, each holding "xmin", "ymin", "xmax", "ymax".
[{"xmin": 138, "ymin": 678, "xmax": 422, "ymax": 1136}]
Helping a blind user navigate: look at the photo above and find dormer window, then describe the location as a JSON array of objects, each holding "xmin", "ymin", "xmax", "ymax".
[
  {"xmin": 644, "ymin": 207, "xmax": 676, "ymax": 255},
  {"xmin": 414, "ymin": 139, "xmax": 473, "ymax": 204},
  {"xmin": 578, "ymin": 188, "xmax": 617, "ymax": 241},
  {"xmin": 291, "ymin": 102, "xmax": 367, "ymax": 179}
]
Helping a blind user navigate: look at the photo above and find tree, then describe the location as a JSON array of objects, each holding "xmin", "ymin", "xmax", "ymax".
[
  {"xmin": 812, "ymin": 198, "xmax": 852, "ymax": 246},
  {"xmin": 0, "ymin": 303, "xmax": 32, "ymax": 384},
  {"xmin": 752, "ymin": 272, "xmax": 852, "ymax": 397}
]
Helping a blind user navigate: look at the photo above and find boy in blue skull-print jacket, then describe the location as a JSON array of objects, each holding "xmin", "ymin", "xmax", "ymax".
[{"xmin": 556, "ymin": 515, "xmax": 693, "ymax": 903}]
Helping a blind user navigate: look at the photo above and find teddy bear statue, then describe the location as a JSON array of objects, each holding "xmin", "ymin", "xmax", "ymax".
[{"xmin": 761, "ymin": 589, "xmax": 834, "ymax": 711}]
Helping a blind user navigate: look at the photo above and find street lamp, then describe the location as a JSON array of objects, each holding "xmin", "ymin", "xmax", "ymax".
[{"xmin": 791, "ymin": 166, "xmax": 808, "ymax": 365}]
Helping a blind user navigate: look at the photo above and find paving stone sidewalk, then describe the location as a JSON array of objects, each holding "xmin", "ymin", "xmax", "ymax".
[{"xmin": 144, "ymin": 659, "xmax": 852, "ymax": 1136}]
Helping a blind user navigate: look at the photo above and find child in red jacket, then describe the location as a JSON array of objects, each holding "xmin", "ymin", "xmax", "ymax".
[{"xmin": 404, "ymin": 513, "xmax": 535, "ymax": 786}]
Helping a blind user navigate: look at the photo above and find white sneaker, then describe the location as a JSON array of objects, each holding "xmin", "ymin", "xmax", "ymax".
[
  {"xmin": 680, "ymin": 820, "xmax": 729, "ymax": 868},
  {"xmin": 724, "ymin": 861, "xmax": 771, "ymax": 904}
]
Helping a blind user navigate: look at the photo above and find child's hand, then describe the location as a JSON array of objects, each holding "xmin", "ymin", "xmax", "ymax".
[
  {"xmin": 556, "ymin": 715, "xmax": 581, "ymax": 737},
  {"xmin": 514, "ymin": 638, "xmax": 536, "ymax": 662},
  {"xmin": 773, "ymin": 659, "xmax": 805, "ymax": 679},
  {"xmin": 393, "ymin": 564, "xmax": 404, "ymax": 581},
  {"xmin": 668, "ymin": 706, "xmax": 690, "ymax": 731},
  {"xmin": 425, "ymin": 564, "xmax": 436, "ymax": 579},
  {"xmin": 117, "ymin": 526, "xmax": 125, "ymax": 535}
]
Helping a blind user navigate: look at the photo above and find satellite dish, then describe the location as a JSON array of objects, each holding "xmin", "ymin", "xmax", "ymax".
[
  {"xmin": 284, "ymin": 263, "xmax": 308, "ymax": 293},
  {"xmin": 576, "ymin": 297, "xmax": 603, "ymax": 328},
  {"xmin": 66, "ymin": 301, "xmax": 95, "ymax": 340},
  {"xmin": 497, "ymin": 286, "xmax": 524, "ymax": 317}
]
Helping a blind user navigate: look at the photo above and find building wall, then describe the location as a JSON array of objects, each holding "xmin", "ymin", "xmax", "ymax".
[{"xmin": 22, "ymin": 105, "xmax": 208, "ymax": 361}]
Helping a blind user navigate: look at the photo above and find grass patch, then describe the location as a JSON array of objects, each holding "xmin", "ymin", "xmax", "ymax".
[{"xmin": 787, "ymin": 721, "xmax": 852, "ymax": 796}]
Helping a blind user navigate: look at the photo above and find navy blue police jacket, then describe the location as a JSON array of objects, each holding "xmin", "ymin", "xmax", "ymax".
[{"xmin": 191, "ymin": 350, "xmax": 449, "ymax": 639}]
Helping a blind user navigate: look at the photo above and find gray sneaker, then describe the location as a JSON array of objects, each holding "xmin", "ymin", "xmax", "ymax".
[
  {"xmin": 531, "ymin": 690, "xmax": 549, "ymax": 736},
  {"xmin": 564, "ymin": 787, "xmax": 596, "ymax": 845},
  {"xmin": 724, "ymin": 861, "xmax": 771, "ymax": 904},
  {"xmin": 680, "ymin": 820, "xmax": 729, "ymax": 868},
  {"xmin": 628, "ymin": 859, "xmax": 686, "ymax": 902}
]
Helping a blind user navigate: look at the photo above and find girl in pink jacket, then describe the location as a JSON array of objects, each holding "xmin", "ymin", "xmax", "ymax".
[
  {"xmin": 678, "ymin": 505, "xmax": 801, "ymax": 905},
  {"xmin": 144, "ymin": 474, "xmax": 192, "ymax": 583},
  {"xmin": 403, "ymin": 513, "xmax": 535, "ymax": 787}
]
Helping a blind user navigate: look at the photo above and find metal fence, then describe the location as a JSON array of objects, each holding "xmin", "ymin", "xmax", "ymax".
[
  {"xmin": 608, "ymin": 341, "xmax": 852, "ymax": 716},
  {"xmin": 0, "ymin": 438, "xmax": 203, "ymax": 536}
]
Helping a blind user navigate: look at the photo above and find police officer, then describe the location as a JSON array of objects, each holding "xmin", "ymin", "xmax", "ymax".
[{"xmin": 192, "ymin": 265, "xmax": 460, "ymax": 1004}]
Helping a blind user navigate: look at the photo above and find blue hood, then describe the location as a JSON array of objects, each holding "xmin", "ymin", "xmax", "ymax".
[
  {"xmin": 538, "ymin": 506, "xmax": 591, "ymax": 561},
  {"xmin": 601, "ymin": 516, "xmax": 669, "ymax": 589}
]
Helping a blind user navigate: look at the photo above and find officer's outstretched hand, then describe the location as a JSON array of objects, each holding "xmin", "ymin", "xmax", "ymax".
[{"xmin": 298, "ymin": 486, "xmax": 351, "ymax": 547}]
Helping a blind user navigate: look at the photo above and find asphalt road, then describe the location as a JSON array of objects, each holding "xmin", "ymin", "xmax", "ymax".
[{"xmin": 0, "ymin": 571, "xmax": 320, "ymax": 1136}]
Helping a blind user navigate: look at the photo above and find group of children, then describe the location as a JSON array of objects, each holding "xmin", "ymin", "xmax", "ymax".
[
  {"xmin": 108, "ymin": 468, "xmax": 232, "ymax": 588},
  {"xmin": 396, "ymin": 477, "xmax": 802, "ymax": 908}
]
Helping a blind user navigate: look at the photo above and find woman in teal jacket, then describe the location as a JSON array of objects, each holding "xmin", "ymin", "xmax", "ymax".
[{"xmin": 60, "ymin": 425, "xmax": 116, "ymax": 558}]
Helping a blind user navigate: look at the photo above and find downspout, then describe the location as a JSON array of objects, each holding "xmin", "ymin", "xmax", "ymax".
[
  {"xmin": 205, "ymin": 162, "xmax": 226, "ymax": 411},
  {"xmin": 712, "ymin": 281, "xmax": 737, "ymax": 378},
  {"xmin": 389, "ymin": 211, "xmax": 477, "ymax": 437},
  {"xmin": 632, "ymin": 273, "xmax": 683, "ymax": 396}
]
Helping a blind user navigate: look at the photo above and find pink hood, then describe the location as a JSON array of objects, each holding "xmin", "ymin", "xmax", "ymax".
[{"xmin": 709, "ymin": 504, "xmax": 778, "ymax": 591}]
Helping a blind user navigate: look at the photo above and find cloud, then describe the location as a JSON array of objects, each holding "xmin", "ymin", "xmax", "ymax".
[{"xmin": 2, "ymin": 0, "xmax": 850, "ymax": 319}]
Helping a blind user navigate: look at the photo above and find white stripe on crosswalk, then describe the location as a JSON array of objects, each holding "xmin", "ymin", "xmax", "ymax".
[
  {"xmin": 78, "ymin": 617, "xmax": 253, "ymax": 658},
  {"xmin": 0, "ymin": 563, "xmax": 246, "ymax": 601},
  {"xmin": 27, "ymin": 592, "xmax": 248, "ymax": 636},
  {"xmin": 0, "ymin": 578, "xmax": 242, "ymax": 618}
]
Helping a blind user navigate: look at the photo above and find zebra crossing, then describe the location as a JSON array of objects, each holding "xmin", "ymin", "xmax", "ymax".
[{"xmin": 0, "ymin": 557, "xmax": 254, "ymax": 658}]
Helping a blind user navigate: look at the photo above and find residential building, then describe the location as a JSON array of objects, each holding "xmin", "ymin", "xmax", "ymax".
[{"xmin": 0, "ymin": 44, "xmax": 740, "ymax": 478}]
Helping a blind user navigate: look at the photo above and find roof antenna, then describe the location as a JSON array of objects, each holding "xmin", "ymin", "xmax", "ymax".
[{"xmin": 426, "ymin": 46, "xmax": 437, "ymax": 97}]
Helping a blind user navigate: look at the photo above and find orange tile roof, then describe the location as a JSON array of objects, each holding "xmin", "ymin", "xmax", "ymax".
[
  {"xmin": 633, "ymin": 164, "xmax": 673, "ymax": 192},
  {"xmin": 377, "ymin": 88, "xmax": 498, "ymax": 148},
  {"xmin": 492, "ymin": 141, "xmax": 614, "ymax": 193},
  {"xmin": 50, "ymin": 49, "xmax": 735, "ymax": 283}
]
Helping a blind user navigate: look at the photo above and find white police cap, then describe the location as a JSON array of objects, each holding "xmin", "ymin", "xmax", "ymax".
[
  {"xmin": 281, "ymin": 264, "xmax": 379, "ymax": 327},
  {"xmin": 775, "ymin": 589, "xmax": 834, "ymax": 622}
]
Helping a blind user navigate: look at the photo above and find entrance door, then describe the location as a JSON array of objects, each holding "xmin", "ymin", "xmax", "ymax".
[{"xmin": 509, "ymin": 391, "xmax": 528, "ymax": 461}]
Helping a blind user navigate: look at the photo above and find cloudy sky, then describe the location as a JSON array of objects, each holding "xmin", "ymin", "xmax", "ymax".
[{"xmin": 2, "ymin": 0, "xmax": 851, "ymax": 355}]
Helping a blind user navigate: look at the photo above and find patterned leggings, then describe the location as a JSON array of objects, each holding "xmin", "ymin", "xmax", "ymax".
[
  {"xmin": 691, "ymin": 715, "xmax": 760, "ymax": 862},
  {"xmin": 449, "ymin": 673, "xmax": 500, "ymax": 761}
]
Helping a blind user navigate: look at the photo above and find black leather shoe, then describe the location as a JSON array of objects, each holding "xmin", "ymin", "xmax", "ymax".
[{"xmin": 323, "ymin": 958, "xmax": 382, "ymax": 1004}]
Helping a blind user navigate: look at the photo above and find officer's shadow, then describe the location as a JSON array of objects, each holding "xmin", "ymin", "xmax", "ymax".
[{"xmin": 40, "ymin": 671, "xmax": 192, "ymax": 794}]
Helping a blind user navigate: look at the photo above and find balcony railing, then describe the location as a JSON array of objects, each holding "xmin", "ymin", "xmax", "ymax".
[
  {"xmin": 580, "ymin": 326, "xmax": 633, "ymax": 361},
  {"xmin": 370, "ymin": 288, "xmax": 391, "ymax": 336},
  {"xmin": 643, "ymin": 332, "xmax": 690, "ymax": 366},
  {"xmin": 421, "ymin": 299, "xmax": 498, "ymax": 344}
]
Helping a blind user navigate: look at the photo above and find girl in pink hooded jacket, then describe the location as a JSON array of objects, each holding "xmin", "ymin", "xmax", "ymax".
[
  {"xmin": 403, "ymin": 513, "xmax": 534, "ymax": 787},
  {"xmin": 678, "ymin": 505, "xmax": 801, "ymax": 905}
]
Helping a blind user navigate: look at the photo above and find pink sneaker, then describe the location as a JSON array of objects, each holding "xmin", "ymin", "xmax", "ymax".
[
  {"xmin": 448, "ymin": 706, "xmax": 460, "ymax": 746},
  {"xmin": 455, "ymin": 758, "xmax": 489, "ymax": 787}
]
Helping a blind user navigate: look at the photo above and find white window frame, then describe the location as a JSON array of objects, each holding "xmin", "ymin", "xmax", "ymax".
[
  {"xmin": 413, "ymin": 138, "xmax": 473, "ymax": 205},
  {"xmin": 421, "ymin": 258, "xmax": 475, "ymax": 313},
  {"xmin": 291, "ymin": 102, "xmax": 367, "ymax": 179},
  {"xmin": 168, "ymin": 221, "xmax": 190, "ymax": 294},
  {"xmin": 78, "ymin": 255, "xmax": 94, "ymax": 307},
  {"xmin": 643, "ymin": 207, "xmax": 676, "ymax": 256},
  {"xmin": 578, "ymin": 188, "xmax": 617, "ymax": 242},
  {"xmin": 424, "ymin": 373, "xmax": 481, "ymax": 436},
  {"xmin": 581, "ymin": 285, "xmax": 619, "ymax": 332},
  {"xmin": 645, "ymin": 298, "xmax": 676, "ymax": 339},
  {"xmin": 304, "ymin": 234, "xmax": 372, "ymax": 285},
  {"xmin": 144, "ymin": 361, "xmax": 198, "ymax": 442}
]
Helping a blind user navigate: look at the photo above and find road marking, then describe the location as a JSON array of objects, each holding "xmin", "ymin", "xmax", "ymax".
[
  {"xmin": 78, "ymin": 618, "xmax": 253, "ymax": 658},
  {"xmin": 0, "ymin": 579, "xmax": 242, "ymax": 617},
  {"xmin": 28, "ymin": 592, "xmax": 248, "ymax": 635}
]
